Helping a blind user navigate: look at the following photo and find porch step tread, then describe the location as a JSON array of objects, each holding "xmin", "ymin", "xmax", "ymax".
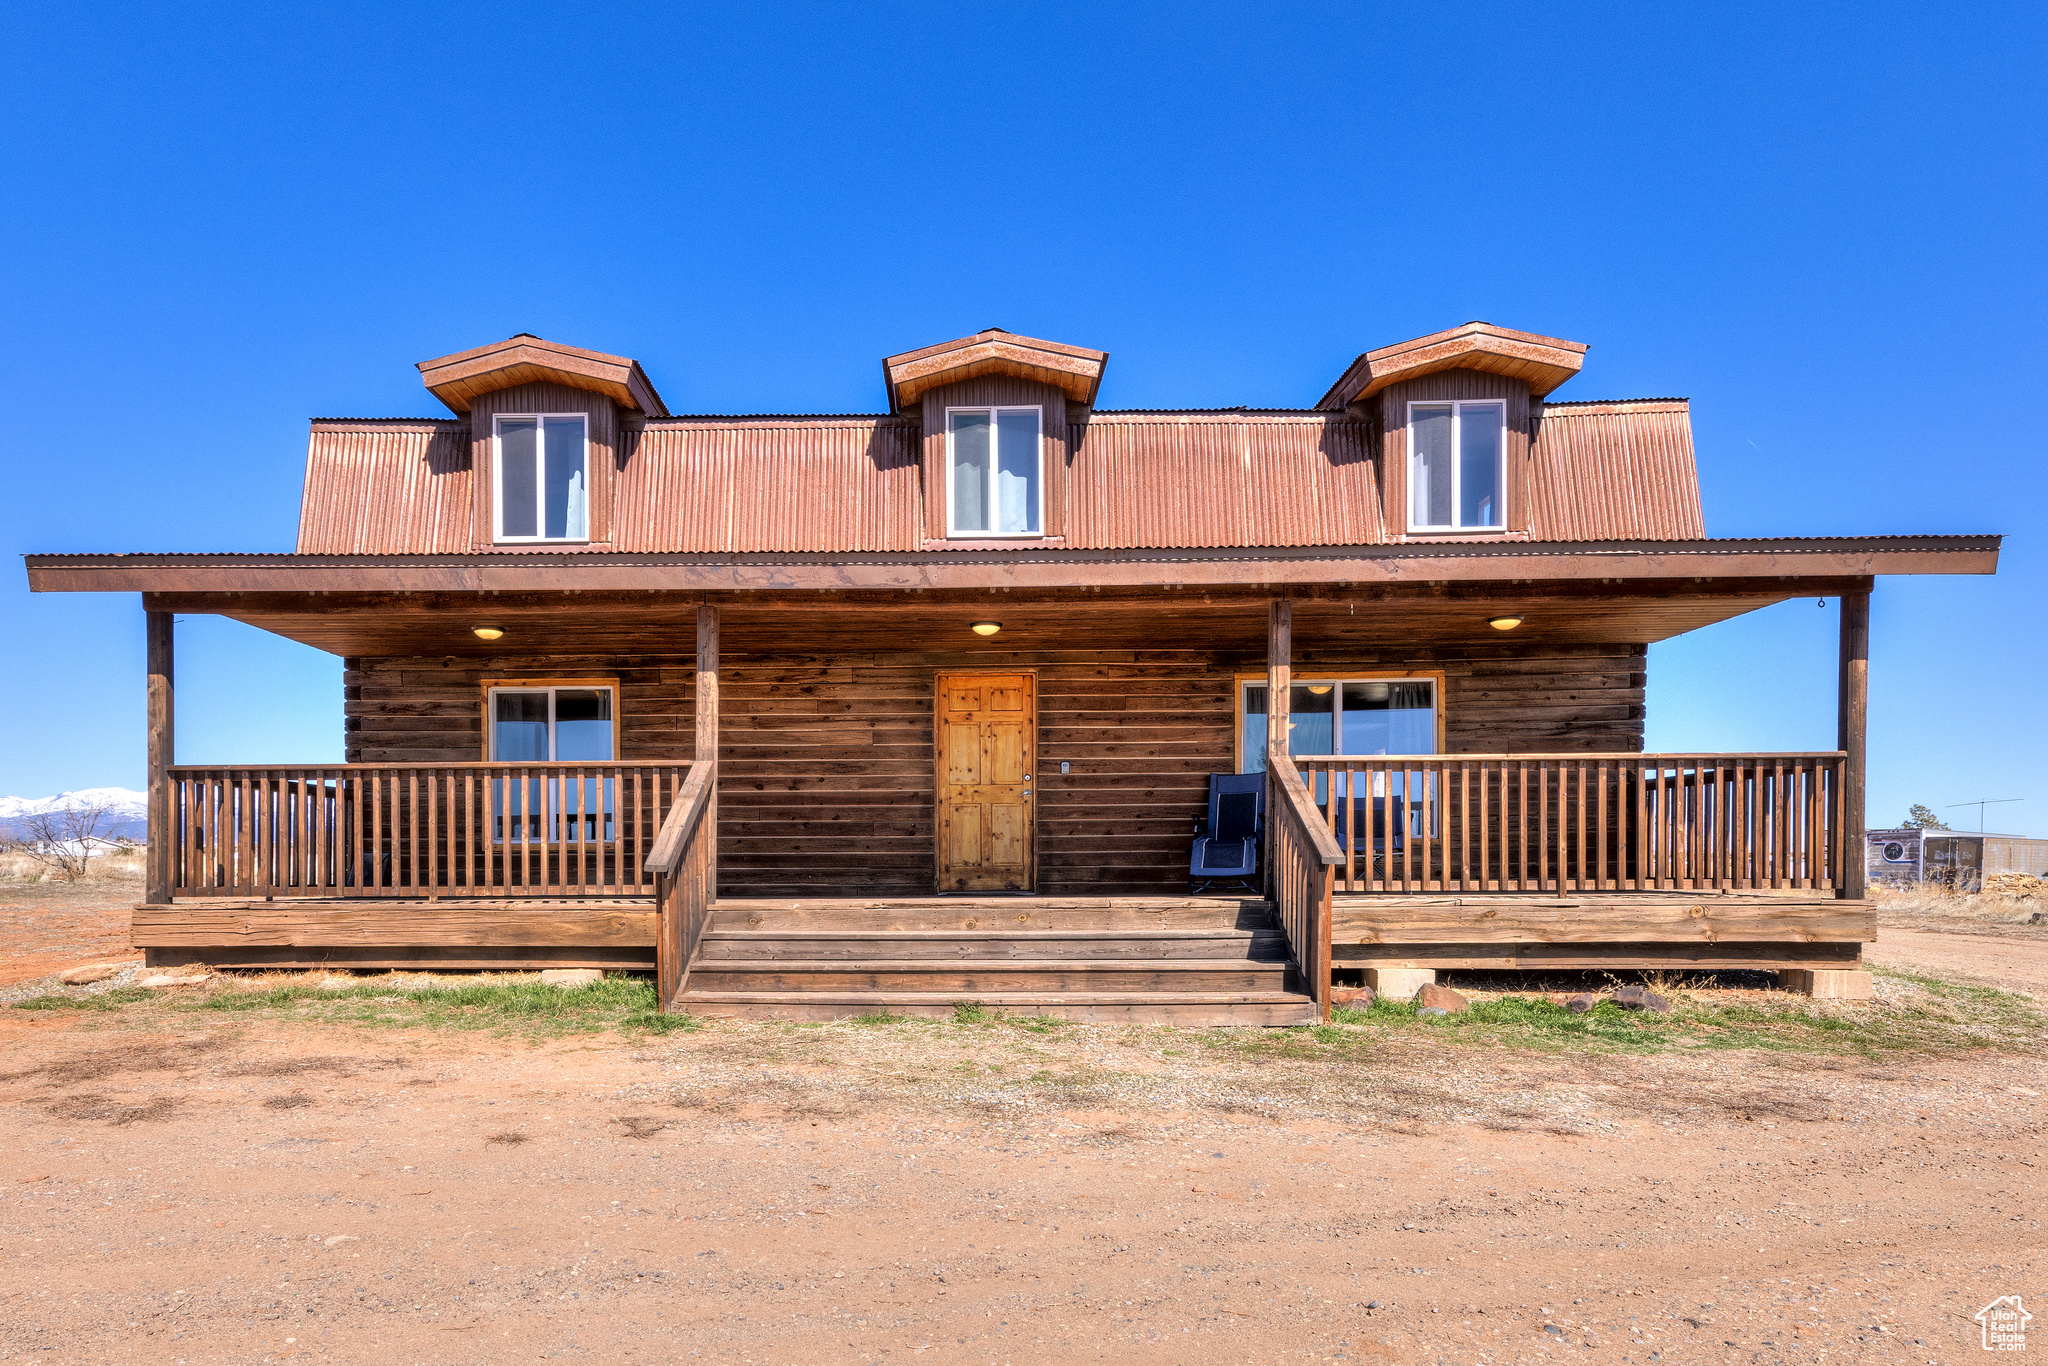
[
  {"xmin": 703, "ymin": 928, "xmax": 1275, "ymax": 941},
  {"xmin": 668, "ymin": 990, "xmax": 1321, "ymax": 1025},
  {"xmin": 675, "ymin": 990, "xmax": 1312, "ymax": 1004},
  {"xmin": 709, "ymin": 908, "xmax": 1280, "ymax": 932},
  {"xmin": 711, "ymin": 897, "xmax": 1272, "ymax": 911},
  {"xmin": 700, "ymin": 931, "xmax": 1283, "ymax": 963},
  {"xmin": 691, "ymin": 958, "xmax": 1288, "ymax": 973},
  {"xmin": 688, "ymin": 960, "xmax": 1292, "ymax": 991}
]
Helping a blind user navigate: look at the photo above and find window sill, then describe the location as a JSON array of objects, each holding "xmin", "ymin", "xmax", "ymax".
[
  {"xmin": 923, "ymin": 536, "xmax": 1067, "ymax": 551},
  {"xmin": 1398, "ymin": 529, "xmax": 1529, "ymax": 542}
]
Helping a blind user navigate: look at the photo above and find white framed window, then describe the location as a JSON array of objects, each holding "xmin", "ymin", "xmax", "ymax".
[
  {"xmin": 493, "ymin": 414, "xmax": 589, "ymax": 542},
  {"xmin": 946, "ymin": 406, "xmax": 1042, "ymax": 536},
  {"xmin": 1239, "ymin": 677, "xmax": 1439, "ymax": 773},
  {"xmin": 1408, "ymin": 400, "xmax": 1505, "ymax": 531},
  {"xmin": 485, "ymin": 682, "xmax": 616, "ymax": 844},
  {"xmin": 486, "ymin": 684, "xmax": 615, "ymax": 761}
]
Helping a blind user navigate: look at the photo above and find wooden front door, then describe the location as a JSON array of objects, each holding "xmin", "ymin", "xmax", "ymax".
[{"xmin": 935, "ymin": 672, "xmax": 1037, "ymax": 892}]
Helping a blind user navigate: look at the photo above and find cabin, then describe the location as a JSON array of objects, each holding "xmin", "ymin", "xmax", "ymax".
[{"xmin": 25, "ymin": 322, "xmax": 2001, "ymax": 1022}]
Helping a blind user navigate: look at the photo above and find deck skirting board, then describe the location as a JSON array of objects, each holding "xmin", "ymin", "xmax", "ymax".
[
  {"xmin": 1333, "ymin": 896, "xmax": 1873, "ymax": 945},
  {"xmin": 143, "ymin": 945, "xmax": 655, "ymax": 971},
  {"xmin": 1334, "ymin": 940, "xmax": 1865, "ymax": 970},
  {"xmin": 133, "ymin": 903, "xmax": 656, "ymax": 949}
]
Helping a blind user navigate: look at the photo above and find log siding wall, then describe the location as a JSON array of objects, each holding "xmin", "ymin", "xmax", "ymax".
[{"xmin": 347, "ymin": 642, "xmax": 1644, "ymax": 897}]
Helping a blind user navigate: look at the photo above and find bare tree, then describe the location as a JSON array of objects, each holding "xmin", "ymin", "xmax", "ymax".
[{"xmin": 15, "ymin": 798, "xmax": 121, "ymax": 882}]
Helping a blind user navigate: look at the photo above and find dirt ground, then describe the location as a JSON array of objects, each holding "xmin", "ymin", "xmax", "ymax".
[
  {"xmin": 0, "ymin": 875, "xmax": 141, "ymax": 988},
  {"xmin": 1, "ymin": 878, "xmax": 2042, "ymax": 1365}
]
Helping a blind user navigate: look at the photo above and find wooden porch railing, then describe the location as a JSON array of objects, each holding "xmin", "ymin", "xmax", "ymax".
[
  {"xmin": 1288, "ymin": 752, "xmax": 1847, "ymax": 895},
  {"xmin": 648, "ymin": 764, "xmax": 716, "ymax": 1010},
  {"xmin": 1266, "ymin": 743, "xmax": 1344, "ymax": 1019},
  {"xmin": 164, "ymin": 763, "xmax": 692, "ymax": 898}
]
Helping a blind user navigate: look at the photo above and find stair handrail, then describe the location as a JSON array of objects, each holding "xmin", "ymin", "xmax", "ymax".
[
  {"xmin": 647, "ymin": 764, "xmax": 713, "ymax": 875},
  {"xmin": 651, "ymin": 763, "xmax": 716, "ymax": 1009},
  {"xmin": 1267, "ymin": 743, "xmax": 1343, "ymax": 1020}
]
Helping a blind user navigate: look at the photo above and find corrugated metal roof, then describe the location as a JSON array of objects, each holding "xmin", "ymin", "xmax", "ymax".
[
  {"xmin": 1539, "ymin": 397, "xmax": 1688, "ymax": 409},
  {"xmin": 612, "ymin": 419, "xmax": 922, "ymax": 552},
  {"xmin": 1066, "ymin": 414, "xmax": 1384, "ymax": 550},
  {"xmin": 649, "ymin": 413, "xmax": 907, "ymax": 423},
  {"xmin": 26, "ymin": 534, "xmax": 2008, "ymax": 564},
  {"xmin": 296, "ymin": 422, "xmax": 472, "ymax": 554},
  {"xmin": 1531, "ymin": 400, "xmax": 1704, "ymax": 540},
  {"xmin": 292, "ymin": 396, "xmax": 1709, "ymax": 555}
]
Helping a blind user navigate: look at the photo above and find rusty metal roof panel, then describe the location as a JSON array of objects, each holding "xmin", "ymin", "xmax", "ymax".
[
  {"xmin": 1066, "ymin": 413, "xmax": 1385, "ymax": 550},
  {"xmin": 290, "ymin": 398, "xmax": 1700, "ymax": 556},
  {"xmin": 1530, "ymin": 400, "xmax": 1705, "ymax": 541},
  {"xmin": 296, "ymin": 421, "xmax": 472, "ymax": 554},
  {"xmin": 612, "ymin": 419, "xmax": 922, "ymax": 552}
]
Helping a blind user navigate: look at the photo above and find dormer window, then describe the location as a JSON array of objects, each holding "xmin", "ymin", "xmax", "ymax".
[
  {"xmin": 947, "ymin": 407, "xmax": 1041, "ymax": 536},
  {"xmin": 1408, "ymin": 400, "xmax": 1504, "ymax": 531},
  {"xmin": 494, "ymin": 414, "xmax": 588, "ymax": 542}
]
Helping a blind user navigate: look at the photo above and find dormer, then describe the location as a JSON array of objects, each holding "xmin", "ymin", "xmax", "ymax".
[
  {"xmin": 883, "ymin": 329, "xmax": 1108, "ymax": 545},
  {"xmin": 417, "ymin": 335, "xmax": 669, "ymax": 549},
  {"xmin": 1319, "ymin": 322, "xmax": 1588, "ymax": 539}
]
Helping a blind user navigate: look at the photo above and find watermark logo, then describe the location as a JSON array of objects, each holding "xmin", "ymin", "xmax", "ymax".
[{"xmin": 1977, "ymin": 1296, "xmax": 2031, "ymax": 1352}]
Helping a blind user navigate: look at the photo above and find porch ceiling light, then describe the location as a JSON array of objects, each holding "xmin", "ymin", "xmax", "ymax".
[
  {"xmin": 1487, "ymin": 615, "xmax": 1523, "ymax": 631},
  {"xmin": 1305, "ymin": 684, "xmax": 1333, "ymax": 695},
  {"xmin": 472, "ymin": 625, "xmax": 506, "ymax": 641},
  {"xmin": 970, "ymin": 621, "xmax": 1002, "ymax": 636}
]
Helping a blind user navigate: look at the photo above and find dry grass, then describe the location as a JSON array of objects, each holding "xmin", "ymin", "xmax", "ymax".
[
  {"xmin": 1872, "ymin": 880, "xmax": 2046, "ymax": 933},
  {"xmin": 0, "ymin": 847, "xmax": 147, "ymax": 885}
]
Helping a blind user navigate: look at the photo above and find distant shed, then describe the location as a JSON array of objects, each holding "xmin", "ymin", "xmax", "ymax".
[{"xmin": 1867, "ymin": 828, "xmax": 2048, "ymax": 888}]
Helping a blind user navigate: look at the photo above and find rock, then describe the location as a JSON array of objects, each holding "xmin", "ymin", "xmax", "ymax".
[
  {"xmin": 1417, "ymin": 1006, "xmax": 1450, "ymax": 1018},
  {"xmin": 1330, "ymin": 985, "xmax": 1376, "ymax": 1011},
  {"xmin": 323, "ymin": 1234, "xmax": 358, "ymax": 1248},
  {"xmin": 1563, "ymin": 993, "xmax": 1597, "ymax": 1014},
  {"xmin": 1413, "ymin": 983, "xmax": 1470, "ymax": 1013},
  {"xmin": 540, "ymin": 969, "xmax": 604, "ymax": 987},
  {"xmin": 59, "ymin": 962, "xmax": 129, "ymax": 985},
  {"xmin": 1610, "ymin": 985, "xmax": 1671, "ymax": 1013}
]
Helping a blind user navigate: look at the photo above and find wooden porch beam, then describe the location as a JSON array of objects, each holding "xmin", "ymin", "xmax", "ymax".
[
  {"xmin": 696, "ymin": 603, "xmax": 719, "ymax": 895},
  {"xmin": 1265, "ymin": 599, "xmax": 1291, "ymax": 899},
  {"xmin": 1838, "ymin": 589, "xmax": 1869, "ymax": 899},
  {"xmin": 146, "ymin": 610, "xmax": 173, "ymax": 904}
]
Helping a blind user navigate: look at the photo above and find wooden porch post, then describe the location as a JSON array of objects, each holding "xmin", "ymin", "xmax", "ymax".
[
  {"xmin": 146, "ymin": 609, "xmax": 174, "ymax": 904},
  {"xmin": 1265, "ymin": 599, "xmax": 1290, "ymax": 898},
  {"xmin": 696, "ymin": 603, "xmax": 719, "ymax": 896},
  {"xmin": 1838, "ymin": 588, "xmax": 1869, "ymax": 899}
]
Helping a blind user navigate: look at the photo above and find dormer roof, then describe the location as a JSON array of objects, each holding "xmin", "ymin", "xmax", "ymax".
[
  {"xmin": 882, "ymin": 328, "xmax": 1107, "ymax": 413},
  {"xmin": 417, "ymin": 334, "xmax": 670, "ymax": 416},
  {"xmin": 1316, "ymin": 322, "xmax": 1588, "ymax": 410}
]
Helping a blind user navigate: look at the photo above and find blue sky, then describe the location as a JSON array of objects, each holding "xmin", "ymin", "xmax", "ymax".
[{"xmin": 2, "ymin": 1, "xmax": 2041, "ymax": 832}]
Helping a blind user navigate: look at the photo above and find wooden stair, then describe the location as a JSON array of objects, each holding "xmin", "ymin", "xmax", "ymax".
[{"xmin": 673, "ymin": 896, "xmax": 1318, "ymax": 1025}]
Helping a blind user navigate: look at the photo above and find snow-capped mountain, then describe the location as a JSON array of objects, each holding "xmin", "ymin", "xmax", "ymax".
[{"xmin": 0, "ymin": 788, "xmax": 149, "ymax": 842}]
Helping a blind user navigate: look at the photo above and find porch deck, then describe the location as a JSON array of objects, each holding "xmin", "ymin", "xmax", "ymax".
[
  {"xmin": 134, "ymin": 886, "xmax": 1871, "ymax": 1013},
  {"xmin": 130, "ymin": 740, "xmax": 1876, "ymax": 1017}
]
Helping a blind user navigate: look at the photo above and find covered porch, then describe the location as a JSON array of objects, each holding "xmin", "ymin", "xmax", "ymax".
[{"xmin": 111, "ymin": 570, "xmax": 1881, "ymax": 1019}]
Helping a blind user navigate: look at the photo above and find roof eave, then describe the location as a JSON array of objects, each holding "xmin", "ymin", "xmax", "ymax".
[{"xmin": 23, "ymin": 535, "xmax": 2003, "ymax": 597}]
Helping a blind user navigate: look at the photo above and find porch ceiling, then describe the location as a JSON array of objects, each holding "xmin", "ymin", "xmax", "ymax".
[{"xmin": 138, "ymin": 582, "xmax": 1855, "ymax": 658}]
